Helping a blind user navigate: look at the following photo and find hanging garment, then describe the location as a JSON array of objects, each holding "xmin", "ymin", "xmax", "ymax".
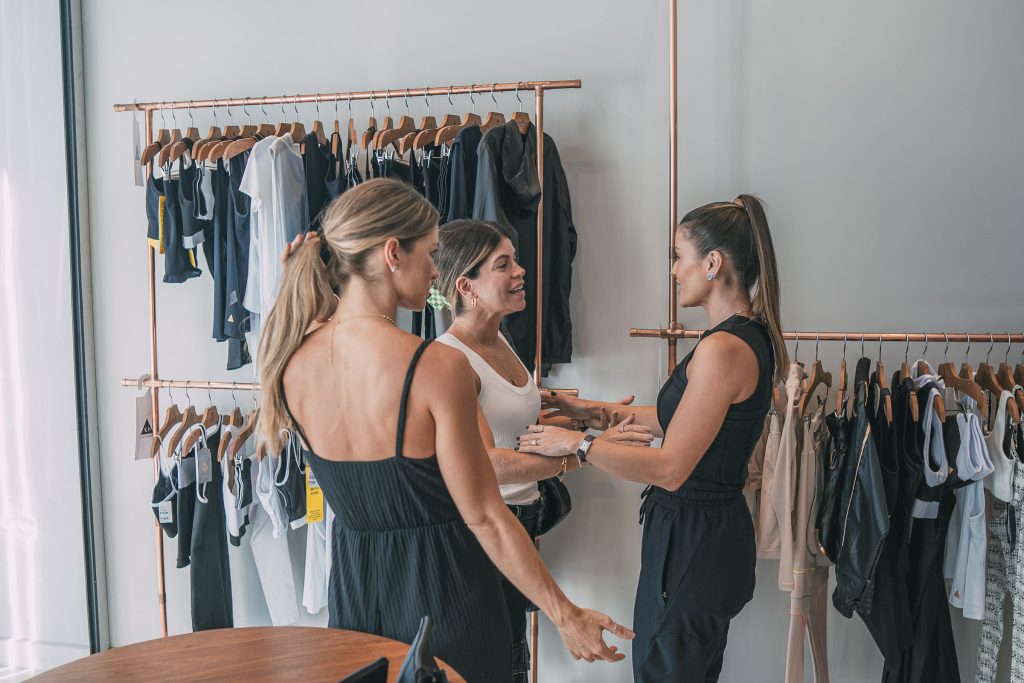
[
  {"xmin": 910, "ymin": 362, "xmax": 949, "ymax": 519},
  {"xmin": 209, "ymin": 159, "xmax": 230, "ymax": 343},
  {"xmin": 183, "ymin": 423, "xmax": 233, "ymax": 631},
  {"xmin": 817, "ymin": 403, "xmax": 850, "ymax": 564},
  {"xmin": 831, "ymin": 357, "xmax": 890, "ymax": 619},
  {"xmin": 784, "ymin": 404, "xmax": 830, "ymax": 683},
  {"xmin": 178, "ymin": 156, "xmax": 207, "ymax": 254},
  {"xmin": 743, "ymin": 412, "xmax": 771, "ymax": 525},
  {"xmin": 145, "ymin": 164, "xmax": 165, "ymax": 253},
  {"xmin": 474, "ymin": 122, "xmax": 577, "ymax": 372},
  {"xmin": 223, "ymin": 152, "xmax": 252, "ymax": 347},
  {"xmin": 220, "ymin": 426, "xmax": 252, "ymax": 546},
  {"xmin": 302, "ymin": 132, "xmax": 331, "ymax": 232},
  {"xmin": 241, "ymin": 135, "xmax": 307, "ymax": 353},
  {"xmin": 976, "ymin": 422, "xmax": 1022, "ymax": 683},
  {"xmin": 446, "ymin": 124, "xmax": 483, "ymax": 221},
  {"xmin": 302, "ymin": 500, "xmax": 334, "ymax": 616},
  {"xmin": 634, "ymin": 315, "xmax": 773, "ymax": 682},
  {"xmin": 883, "ymin": 375, "xmax": 960, "ymax": 683},
  {"xmin": 772, "ymin": 362, "xmax": 807, "ymax": 590},
  {"xmin": 984, "ymin": 390, "xmax": 1016, "ymax": 502},
  {"xmin": 858, "ymin": 378, "xmax": 913, "ymax": 673},
  {"xmin": 247, "ymin": 445, "xmax": 300, "ymax": 627},
  {"xmin": 421, "ymin": 144, "xmax": 444, "ymax": 212},
  {"xmin": 159, "ymin": 160, "xmax": 202, "ymax": 284},
  {"xmin": 275, "ymin": 433, "xmax": 307, "ymax": 530},
  {"xmin": 943, "ymin": 480, "xmax": 987, "ymax": 619},
  {"xmin": 282, "ymin": 340, "xmax": 513, "ymax": 682},
  {"xmin": 756, "ymin": 408, "xmax": 784, "ymax": 554}
]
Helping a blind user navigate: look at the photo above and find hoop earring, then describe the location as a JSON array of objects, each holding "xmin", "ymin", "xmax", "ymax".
[{"xmin": 471, "ymin": 296, "xmax": 477, "ymax": 308}]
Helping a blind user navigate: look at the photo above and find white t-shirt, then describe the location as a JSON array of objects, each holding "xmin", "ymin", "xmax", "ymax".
[
  {"xmin": 240, "ymin": 135, "xmax": 307, "ymax": 357},
  {"xmin": 437, "ymin": 332, "xmax": 542, "ymax": 505}
]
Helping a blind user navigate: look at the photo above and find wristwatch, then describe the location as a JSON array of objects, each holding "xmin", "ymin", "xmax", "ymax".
[{"xmin": 576, "ymin": 434, "xmax": 596, "ymax": 465}]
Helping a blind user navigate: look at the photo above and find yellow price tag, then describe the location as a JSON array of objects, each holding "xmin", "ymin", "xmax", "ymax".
[{"xmin": 306, "ymin": 466, "xmax": 324, "ymax": 523}]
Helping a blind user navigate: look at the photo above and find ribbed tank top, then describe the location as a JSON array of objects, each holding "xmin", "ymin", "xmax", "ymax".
[{"xmin": 437, "ymin": 331, "xmax": 542, "ymax": 505}]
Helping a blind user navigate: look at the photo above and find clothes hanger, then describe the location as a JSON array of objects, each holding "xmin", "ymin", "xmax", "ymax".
[
  {"xmin": 165, "ymin": 382, "xmax": 201, "ymax": 457},
  {"xmin": 896, "ymin": 334, "xmax": 919, "ymax": 422},
  {"xmin": 411, "ymin": 92, "xmax": 441, "ymax": 151},
  {"xmin": 182, "ymin": 385, "xmax": 220, "ymax": 455},
  {"xmin": 976, "ymin": 334, "xmax": 1020, "ymax": 424},
  {"xmin": 996, "ymin": 333, "xmax": 1024, "ymax": 416},
  {"xmin": 873, "ymin": 337, "xmax": 893, "ymax": 424},
  {"xmin": 312, "ymin": 94, "xmax": 328, "ymax": 146},
  {"xmin": 509, "ymin": 83, "xmax": 531, "ymax": 135},
  {"xmin": 218, "ymin": 383, "xmax": 245, "ymax": 463},
  {"xmin": 915, "ymin": 335, "xmax": 945, "ymax": 423},
  {"xmin": 937, "ymin": 332, "xmax": 988, "ymax": 418},
  {"xmin": 360, "ymin": 92, "xmax": 379, "ymax": 151},
  {"xmin": 834, "ymin": 333, "xmax": 848, "ymax": 415},
  {"xmin": 151, "ymin": 383, "xmax": 184, "ymax": 457},
  {"xmin": 287, "ymin": 95, "xmax": 306, "ymax": 144},
  {"xmin": 191, "ymin": 102, "xmax": 224, "ymax": 162},
  {"xmin": 205, "ymin": 101, "xmax": 241, "ymax": 161},
  {"xmin": 377, "ymin": 90, "xmax": 417, "ymax": 151},
  {"xmin": 438, "ymin": 87, "xmax": 460, "ymax": 128},
  {"xmin": 140, "ymin": 105, "xmax": 172, "ymax": 166},
  {"xmin": 899, "ymin": 332, "xmax": 912, "ymax": 382},
  {"xmin": 371, "ymin": 91, "xmax": 395, "ymax": 150},
  {"xmin": 480, "ymin": 84, "xmax": 507, "ymax": 134},
  {"xmin": 435, "ymin": 88, "xmax": 480, "ymax": 147},
  {"xmin": 182, "ymin": 101, "xmax": 201, "ymax": 142},
  {"xmin": 228, "ymin": 392, "xmax": 259, "ymax": 462},
  {"xmin": 157, "ymin": 109, "xmax": 187, "ymax": 167},
  {"xmin": 1014, "ymin": 331, "xmax": 1024, "ymax": 386},
  {"xmin": 799, "ymin": 333, "xmax": 833, "ymax": 417},
  {"xmin": 221, "ymin": 99, "xmax": 241, "ymax": 138}
]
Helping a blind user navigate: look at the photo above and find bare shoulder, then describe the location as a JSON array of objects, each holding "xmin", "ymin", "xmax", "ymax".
[
  {"xmin": 691, "ymin": 331, "xmax": 758, "ymax": 372},
  {"xmin": 419, "ymin": 341, "xmax": 475, "ymax": 385}
]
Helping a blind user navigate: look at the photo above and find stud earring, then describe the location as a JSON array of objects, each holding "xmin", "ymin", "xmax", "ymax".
[
  {"xmin": 471, "ymin": 296, "xmax": 477, "ymax": 308},
  {"xmin": 707, "ymin": 271, "xmax": 715, "ymax": 281},
  {"xmin": 390, "ymin": 264, "xmax": 398, "ymax": 273}
]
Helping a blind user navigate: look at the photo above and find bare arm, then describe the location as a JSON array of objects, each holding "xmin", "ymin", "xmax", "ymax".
[
  {"xmin": 542, "ymin": 391, "xmax": 665, "ymax": 439},
  {"xmin": 425, "ymin": 347, "xmax": 633, "ymax": 661},
  {"xmin": 521, "ymin": 335, "xmax": 757, "ymax": 490},
  {"xmin": 477, "ymin": 402, "xmax": 581, "ymax": 484}
]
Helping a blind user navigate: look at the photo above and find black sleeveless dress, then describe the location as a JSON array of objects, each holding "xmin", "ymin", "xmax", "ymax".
[
  {"xmin": 284, "ymin": 340, "xmax": 512, "ymax": 682},
  {"xmin": 633, "ymin": 314, "xmax": 773, "ymax": 683}
]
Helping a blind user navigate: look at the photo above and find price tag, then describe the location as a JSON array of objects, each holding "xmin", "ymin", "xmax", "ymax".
[
  {"xmin": 157, "ymin": 500, "xmax": 173, "ymax": 524},
  {"xmin": 306, "ymin": 466, "xmax": 323, "ymax": 523},
  {"xmin": 135, "ymin": 390, "xmax": 154, "ymax": 461},
  {"xmin": 197, "ymin": 447, "xmax": 213, "ymax": 485}
]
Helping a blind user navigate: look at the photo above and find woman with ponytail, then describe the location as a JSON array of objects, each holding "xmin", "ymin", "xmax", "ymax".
[
  {"xmin": 260, "ymin": 179, "xmax": 632, "ymax": 682},
  {"xmin": 518, "ymin": 195, "xmax": 788, "ymax": 682}
]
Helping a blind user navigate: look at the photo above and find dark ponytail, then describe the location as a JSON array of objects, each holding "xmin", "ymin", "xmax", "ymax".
[{"xmin": 680, "ymin": 195, "xmax": 788, "ymax": 383}]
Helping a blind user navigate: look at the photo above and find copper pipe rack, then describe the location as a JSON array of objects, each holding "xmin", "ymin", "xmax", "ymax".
[
  {"xmin": 629, "ymin": 328, "xmax": 1024, "ymax": 344},
  {"xmin": 117, "ymin": 79, "xmax": 582, "ymax": 660}
]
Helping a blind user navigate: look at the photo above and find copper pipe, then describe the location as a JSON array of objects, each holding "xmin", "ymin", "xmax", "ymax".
[
  {"xmin": 534, "ymin": 86, "xmax": 545, "ymax": 387},
  {"xmin": 120, "ymin": 377, "xmax": 579, "ymax": 396},
  {"xmin": 629, "ymin": 328, "xmax": 1024, "ymax": 343},
  {"xmin": 667, "ymin": 0, "xmax": 679, "ymax": 369},
  {"xmin": 144, "ymin": 108, "xmax": 168, "ymax": 639},
  {"xmin": 113, "ymin": 80, "xmax": 582, "ymax": 112},
  {"xmin": 531, "ymin": 538, "xmax": 541, "ymax": 683}
]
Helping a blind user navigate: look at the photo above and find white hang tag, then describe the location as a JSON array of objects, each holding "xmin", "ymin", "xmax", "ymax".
[
  {"xmin": 131, "ymin": 114, "xmax": 144, "ymax": 186},
  {"xmin": 157, "ymin": 500, "xmax": 173, "ymax": 523},
  {"xmin": 197, "ymin": 447, "xmax": 213, "ymax": 485},
  {"xmin": 177, "ymin": 457, "xmax": 197, "ymax": 487},
  {"xmin": 135, "ymin": 389, "xmax": 154, "ymax": 461}
]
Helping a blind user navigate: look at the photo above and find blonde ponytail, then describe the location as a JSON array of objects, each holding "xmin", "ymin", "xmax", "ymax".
[{"xmin": 257, "ymin": 179, "xmax": 439, "ymax": 454}]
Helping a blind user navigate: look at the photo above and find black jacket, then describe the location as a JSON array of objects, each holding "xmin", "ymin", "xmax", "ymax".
[
  {"xmin": 473, "ymin": 122, "xmax": 577, "ymax": 372},
  {"xmin": 830, "ymin": 357, "xmax": 891, "ymax": 618}
]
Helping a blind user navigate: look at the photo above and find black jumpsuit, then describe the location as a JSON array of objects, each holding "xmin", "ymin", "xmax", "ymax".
[
  {"xmin": 634, "ymin": 314, "xmax": 772, "ymax": 682},
  {"xmin": 283, "ymin": 340, "xmax": 512, "ymax": 682}
]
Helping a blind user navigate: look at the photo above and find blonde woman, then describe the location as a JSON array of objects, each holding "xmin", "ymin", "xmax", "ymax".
[
  {"xmin": 434, "ymin": 219, "xmax": 654, "ymax": 681},
  {"xmin": 260, "ymin": 179, "xmax": 632, "ymax": 682}
]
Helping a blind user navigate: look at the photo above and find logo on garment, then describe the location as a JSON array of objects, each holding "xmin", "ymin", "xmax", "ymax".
[{"xmin": 140, "ymin": 419, "xmax": 153, "ymax": 436}]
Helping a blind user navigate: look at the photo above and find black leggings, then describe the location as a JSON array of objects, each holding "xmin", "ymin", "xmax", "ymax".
[{"xmin": 633, "ymin": 487, "xmax": 756, "ymax": 682}]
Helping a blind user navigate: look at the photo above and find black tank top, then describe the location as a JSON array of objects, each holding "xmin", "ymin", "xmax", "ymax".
[{"xmin": 656, "ymin": 314, "xmax": 774, "ymax": 493}]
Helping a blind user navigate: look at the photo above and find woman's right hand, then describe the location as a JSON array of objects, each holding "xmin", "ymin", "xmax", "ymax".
[
  {"xmin": 552, "ymin": 603, "xmax": 635, "ymax": 662},
  {"xmin": 279, "ymin": 230, "xmax": 318, "ymax": 264}
]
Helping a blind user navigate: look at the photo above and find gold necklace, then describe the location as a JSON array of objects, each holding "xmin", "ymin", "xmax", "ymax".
[
  {"xmin": 457, "ymin": 325, "xmax": 525, "ymax": 386},
  {"xmin": 329, "ymin": 313, "xmax": 397, "ymax": 364}
]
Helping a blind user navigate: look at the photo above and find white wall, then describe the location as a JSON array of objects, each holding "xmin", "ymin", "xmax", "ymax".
[
  {"xmin": 80, "ymin": 1, "xmax": 1024, "ymax": 681},
  {"xmin": 0, "ymin": 1, "xmax": 94, "ymax": 679}
]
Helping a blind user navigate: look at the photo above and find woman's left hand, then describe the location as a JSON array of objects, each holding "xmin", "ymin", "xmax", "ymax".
[{"xmin": 517, "ymin": 425, "xmax": 581, "ymax": 457}]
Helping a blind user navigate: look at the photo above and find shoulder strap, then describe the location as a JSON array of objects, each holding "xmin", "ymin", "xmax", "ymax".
[
  {"xmin": 280, "ymin": 382, "xmax": 312, "ymax": 451},
  {"xmin": 396, "ymin": 340, "xmax": 433, "ymax": 457}
]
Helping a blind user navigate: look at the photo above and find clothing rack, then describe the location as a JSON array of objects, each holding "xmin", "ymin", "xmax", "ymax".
[
  {"xmin": 119, "ymin": 377, "xmax": 580, "ymax": 396},
  {"xmin": 630, "ymin": 330, "xmax": 1024, "ymax": 343},
  {"xmin": 115, "ymin": 79, "xmax": 581, "ymax": 680}
]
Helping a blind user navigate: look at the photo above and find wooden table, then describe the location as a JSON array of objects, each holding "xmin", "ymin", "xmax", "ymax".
[{"xmin": 29, "ymin": 627, "xmax": 466, "ymax": 682}]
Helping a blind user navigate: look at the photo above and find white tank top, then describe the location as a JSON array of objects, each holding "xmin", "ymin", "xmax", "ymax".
[
  {"xmin": 984, "ymin": 390, "xmax": 1016, "ymax": 502},
  {"xmin": 437, "ymin": 331, "xmax": 542, "ymax": 505}
]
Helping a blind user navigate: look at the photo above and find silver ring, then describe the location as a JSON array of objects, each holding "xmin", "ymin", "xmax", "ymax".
[
  {"xmin": 620, "ymin": 424, "xmax": 626, "ymax": 433},
  {"xmin": 532, "ymin": 439, "xmax": 539, "ymax": 446}
]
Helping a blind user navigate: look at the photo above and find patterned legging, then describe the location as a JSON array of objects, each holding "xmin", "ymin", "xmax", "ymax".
[{"xmin": 976, "ymin": 426, "xmax": 1022, "ymax": 683}]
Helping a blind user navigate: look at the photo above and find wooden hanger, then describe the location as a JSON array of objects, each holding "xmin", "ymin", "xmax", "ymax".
[
  {"xmin": 370, "ymin": 94, "xmax": 395, "ymax": 150},
  {"xmin": 140, "ymin": 125, "xmax": 171, "ymax": 166},
  {"xmin": 151, "ymin": 399, "xmax": 183, "ymax": 457},
  {"xmin": 157, "ymin": 128, "xmax": 184, "ymax": 167},
  {"xmin": 217, "ymin": 406, "xmax": 244, "ymax": 462},
  {"xmin": 182, "ymin": 402, "xmax": 220, "ymax": 456},
  {"xmin": 376, "ymin": 114, "xmax": 416, "ymax": 151},
  {"xmin": 799, "ymin": 358, "xmax": 833, "ymax": 417},
  {"xmin": 772, "ymin": 384, "xmax": 783, "ymax": 416},
  {"xmin": 222, "ymin": 137, "xmax": 257, "ymax": 162},
  {"xmin": 182, "ymin": 103, "xmax": 201, "ymax": 143},
  {"xmin": 938, "ymin": 359, "xmax": 988, "ymax": 420},
  {"xmin": 876, "ymin": 361, "xmax": 893, "ymax": 424},
  {"xmin": 191, "ymin": 123, "xmax": 224, "ymax": 163},
  {"xmin": 481, "ymin": 110, "xmax": 506, "ymax": 134},
  {"xmin": 165, "ymin": 405, "xmax": 199, "ymax": 458},
  {"xmin": 228, "ymin": 408, "xmax": 259, "ymax": 463},
  {"xmin": 835, "ymin": 357, "xmax": 848, "ymax": 415},
  {"xmin": 360, "ymin": 96, "xmax": 379, "ymax": 151}
]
